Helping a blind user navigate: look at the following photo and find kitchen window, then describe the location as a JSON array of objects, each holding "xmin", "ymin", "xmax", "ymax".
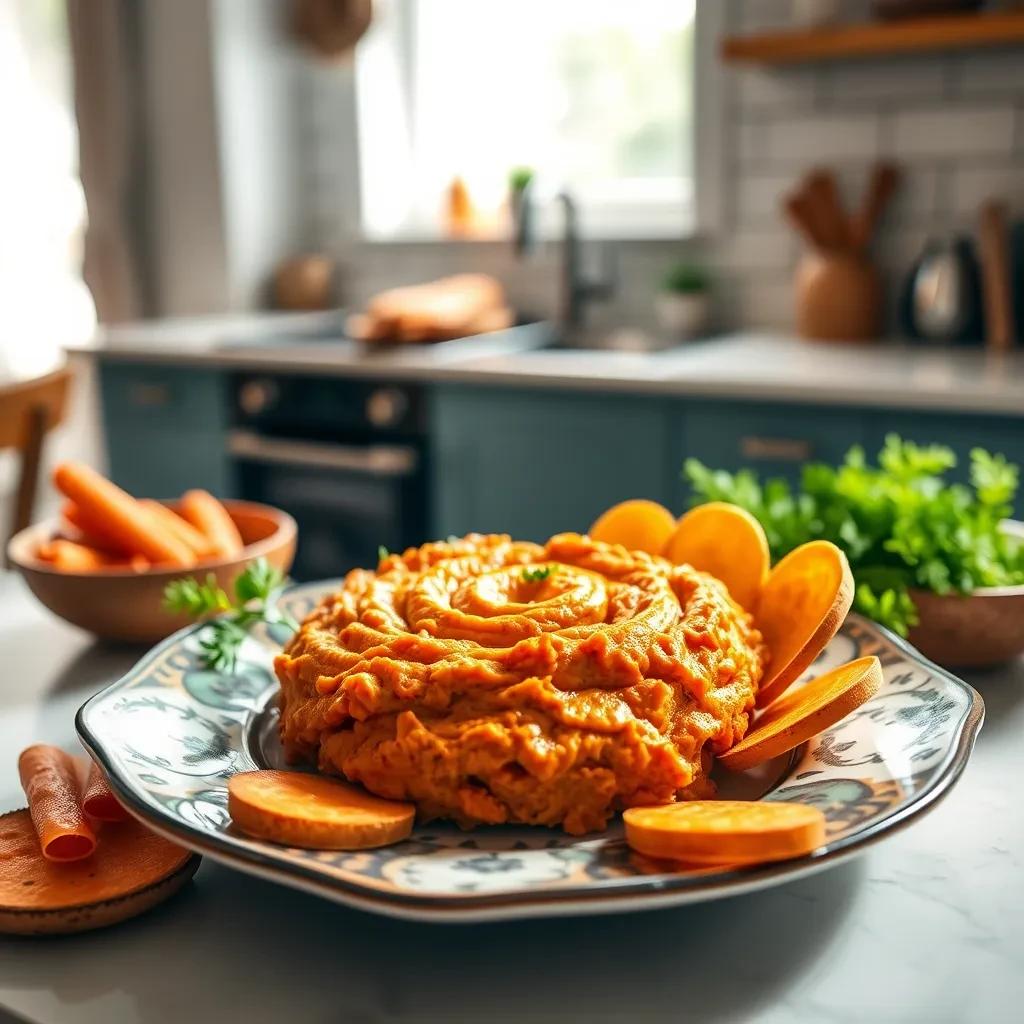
[{"xmin": 355, "ymin": 0, "xmax": 716, "ymax": 241}]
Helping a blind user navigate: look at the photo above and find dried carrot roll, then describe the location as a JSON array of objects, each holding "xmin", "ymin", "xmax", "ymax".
[
  {"xmin": 178, "ymin": 490, "xmax": 244, "ymax": 558},
  {"xmin": 81, "ymin": 761, "xmax": 129, "ymax": 823},
  {"xmin": 17, "ymin": 745, "xmax": 96, "ymax": 862},
  {"xmin": 52, "ymin": 463, "xmax": 195, "ymax": 566}
]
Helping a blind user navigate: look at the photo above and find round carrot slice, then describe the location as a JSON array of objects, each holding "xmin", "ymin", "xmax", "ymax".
[
  {"xmin": 755, "ymin": 540, "xmax": 854, "ymax": 708},
  {"xmin": 623, "ymin": 800, "xmax": 826, "ymax": 865},
  {"xmin": 719, "ymin": 656, "xmax": 882, "ymax": 773},
  {"xmin": 663, "ymin": 502, "xmax": 770, "ymax": 610},
  {"xmin": 0, "ymin": 809, "xmax": 197, "ymax": 935},
  {"xmin": 228, "ymin": 770, "xmax": 415, "ymax": 850},
  {"xmin": 589, "ymin": 499, "xmax": 677, "ymax": 555}
]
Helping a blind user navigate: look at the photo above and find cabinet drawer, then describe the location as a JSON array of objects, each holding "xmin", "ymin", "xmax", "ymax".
[
  {"xmin": 100, "ymin": 364, "xmax": 229, "ymax": 434},
  {"xmin": 673, "ymin": 402, "xmax": 867, "ymax": 506}
]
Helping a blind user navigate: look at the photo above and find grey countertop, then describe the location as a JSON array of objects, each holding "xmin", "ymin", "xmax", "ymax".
[
  {"xmin": 1, "ymin": 572, "xmax": 1022, "ymax": 1024},
  {"xmin": 69, "ymin": 314, "xmax": 1024, "ymax": 416}
]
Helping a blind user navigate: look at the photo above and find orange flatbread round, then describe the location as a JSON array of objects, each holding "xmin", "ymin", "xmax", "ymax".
[
  {"xmin": 589, "ymin": 499, "xmax": 677, "ymax": 555},
  {"xmin": 755, "ymin": 540, "xmax": 854, "ymax": 708},
  {"xmin": 228, "ymin": 770, "xmax": 415, "ymax": 850},
  {"xmin": 623, "ymin": 800, "xmax": 826, "ymax": 865},
  {"xmin": 663, "ymin": 502, "xmax": 770, "ymax": 611},
  {"xmin": 719, "ymin": 656, "xmax": 882, "ymax": 773},
  {"xmin": 0, "ymin": 809, "xmax": 197, "ymax": 935}
]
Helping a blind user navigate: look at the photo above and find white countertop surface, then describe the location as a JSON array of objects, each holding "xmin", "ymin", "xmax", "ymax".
[
  {"xmin": 69, "ymin": 314, "xmax": 1024, "ymax": 415},
  {"xmin": 1, "ymin": 572, "xmax": 1022, "ymax": 1024}
]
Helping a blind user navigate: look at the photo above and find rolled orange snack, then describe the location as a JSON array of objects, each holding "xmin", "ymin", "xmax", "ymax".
[
  {"xmin": 53, "ymin": 463, "xmax": 195, "ymax": 567},
  {"xmin": 140, "ymin": 500, "xmax": 216, "ymax": 559},
  {"xmin": 18, "ymin": 745, "xmax": 96, "ymax": 862},
  {"xmin": 178, "ymin": 490, "xmax": 243, "ymax": 558},
  {"xmin": 81, "ymin": 761, "xmax": 129, "ymax": 823}
]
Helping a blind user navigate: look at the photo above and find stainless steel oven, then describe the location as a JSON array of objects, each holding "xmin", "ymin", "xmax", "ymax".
[{"xmin": 228, "ymin": 374, "xmax": 428, "ymax": 580}]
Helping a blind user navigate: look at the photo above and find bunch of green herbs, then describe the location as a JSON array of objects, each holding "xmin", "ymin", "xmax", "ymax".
[
  {"xmin": 684, "ymin": 435, "xmax": 1024, "ymax": 636},
  {"xmin": 163, "ymin": 557, "xmax": 298, "ymax": 673}
]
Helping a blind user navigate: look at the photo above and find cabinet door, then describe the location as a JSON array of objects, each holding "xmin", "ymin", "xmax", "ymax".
[
  {"xmin": 867, "ymin": 413, "xmax": 1024, "ymax": 515},
  {"xmin": 673, "ymin": 401, "xmax": 868, "ymax": 507},
  {"xmin": 432, "ymin": 387, "xmax": 671, "ymax": 542},
  {"xmin": 99, "ymin": 363, "xmax": 233, "ymax": 497}
]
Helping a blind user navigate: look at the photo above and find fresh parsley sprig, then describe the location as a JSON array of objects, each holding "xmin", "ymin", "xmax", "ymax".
[
  {"xmin": 685, "ymin": 435, "xmax": 1024, "ymax": 637},
  {"xmin": 163, "ymin": 558, "xmax": 298, "ymax": 674},
  {"xmin": 522, "ymin": 565, "xmax": 553, "ymax": 583}
]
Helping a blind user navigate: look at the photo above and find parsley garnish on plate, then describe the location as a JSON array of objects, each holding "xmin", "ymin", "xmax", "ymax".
[
  {"xmin": 522, "ymin": 565, "xmax": 554, "ymax": 583},
  {"xmin": 163, "ymin": 557, "xmax": 298, "ymax": 674}
]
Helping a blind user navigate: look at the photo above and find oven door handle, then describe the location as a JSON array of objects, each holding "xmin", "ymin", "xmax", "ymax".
[{"xmin": 227, "ymin": 431, "xmax": 419, "ymax": 478}]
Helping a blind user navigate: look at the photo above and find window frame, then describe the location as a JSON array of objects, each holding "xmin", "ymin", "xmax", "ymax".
[{"xmin": 351, "ymin": 0, "xmax": 725, "ymax": 244}]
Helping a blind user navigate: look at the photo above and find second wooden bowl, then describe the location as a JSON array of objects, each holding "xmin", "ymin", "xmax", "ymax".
[{"xmin": 7, "ymin": 500, "xmax": 297, "ymax": 644}]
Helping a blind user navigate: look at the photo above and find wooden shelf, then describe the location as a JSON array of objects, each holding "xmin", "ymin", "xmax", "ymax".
[{"xmin": 721, "ymin": 10, "xmax": 1024, "ymax": 65}]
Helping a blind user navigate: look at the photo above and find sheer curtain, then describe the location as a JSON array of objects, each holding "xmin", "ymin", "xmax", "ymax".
[{"xmin": 67, "ymin": 0, "xmax": 149, "ymax": 325}]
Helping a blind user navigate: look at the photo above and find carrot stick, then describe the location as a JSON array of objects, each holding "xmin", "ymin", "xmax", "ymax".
[
  {"xmin": 62, "ymin": 501, "xmax": 133, "ymax": 555},
  {"xmin": 36, "ymin": 539, "xmax": 118, "ymax": 572},
  {"xmin": 18, "ymin": 745, "xmax": 96, "ymax": 862},
  {"xmin": 140, "ymin": 500, "xmax": 216, "ymax": 559},
  {"xmin": 178, "ymin": 490, "xmax": 244, "ymax": 558},
  {"xmin": 52, "ymin": 463, "xmax": 195, "ymax": 566},
  {"xmin": 81, "ymin": 761, "xmax": 129, "ymax": 822}
]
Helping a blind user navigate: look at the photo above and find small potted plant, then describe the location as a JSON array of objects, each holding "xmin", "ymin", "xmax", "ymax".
[{"xmin": 657, "ymin": 263, "xmax": 711, "ymax": 341}]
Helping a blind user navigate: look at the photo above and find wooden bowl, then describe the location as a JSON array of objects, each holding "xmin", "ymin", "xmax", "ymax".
[
  {"xmin": 7, "ymin": 500, "xmax": 297, "ymax": 643},
  {"xmin": 907, "ymin": 519, "xmax": 1024, "ymax": 669}
]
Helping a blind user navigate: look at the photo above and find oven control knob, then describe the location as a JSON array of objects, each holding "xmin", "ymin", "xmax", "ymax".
[
  {"xmin": 239, "ymin": 378, "xmax": 278, "ymax": 416},
  {"xmin": 366, "ymin": 388, "xmax": 407, "ymax": 428}
]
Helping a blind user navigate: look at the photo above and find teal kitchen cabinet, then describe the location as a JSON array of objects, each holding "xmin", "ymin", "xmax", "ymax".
[
  {"xmin": 672, "ymin": 401, "xmax": 869, "ymax": 508},
  {"xmin": 431, "ymin": 387, "xmax": 672, "ymax": 541},
  {"xmin": 99, "ymin": 363, "xmax": 233, "ymax": 497}
]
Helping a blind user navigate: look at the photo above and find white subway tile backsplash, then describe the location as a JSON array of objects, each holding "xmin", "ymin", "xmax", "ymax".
[
  {"xmin": 735, "ymin": 0, "xmax": 797, "ymax": 33},
  {"xmin": 762, "ymin": 113, "xmax": 881, "ymax": 164},
  {"xmin": 735, "ymin": 66, "xmax": 821, "ymax": 111},
  {"xmin": 822, "ymin": 58, "xmax": 947, "ymax": 106},
  {"xmin": 714, "ymin": 229, "xmax": 799, "ymax": 272},
  {"xmin": 890, "ymin": 106, "xmax": 1015, "ymax": 159},
  {"xmin": 735, "ymin": 173, "xmax": 799, "ymax": 226},
  {"xmin": 953, "ymin": 51, "xmax": 1024, "ymax": 98},
  {"xmin": 949, "ymin": 163, "xmax": 1024, "ymax": 217}
]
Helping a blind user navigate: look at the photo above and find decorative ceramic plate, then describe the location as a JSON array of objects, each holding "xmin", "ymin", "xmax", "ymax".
[{"xmin": 77, "ymin": 581, "xmax": 983, "ymax": 923}]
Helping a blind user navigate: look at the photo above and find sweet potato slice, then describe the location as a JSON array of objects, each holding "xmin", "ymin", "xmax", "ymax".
[
  {"xmin": 0, "ymin": 809, "xmax": 196, "ymax": 935},
  {"xmin": 589, "ymin": 499, "xmax": 677, "ymax": 556},
  {"xmin": 755, "ymin": 540, "xmax": 855, "ymax": 708},
  {"xmin": 623, "ymin": 800, "xmax": 826, "ymax": 866},
  {"xmin": 663, "ymin": 502, "xmax": 770, "ymax": 610},
  {"xmin": 719, "ymin": 656, "xmax": 882, "ymax": 773},
  {"xmin": 228, "ymin": 770, "xmax": 415, "ymax": 850}
]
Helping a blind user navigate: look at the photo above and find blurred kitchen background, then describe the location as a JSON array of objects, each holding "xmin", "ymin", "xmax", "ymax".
[{"xmin": 3, "ymin": 0, "xmax": 1024, "ymax": 579}]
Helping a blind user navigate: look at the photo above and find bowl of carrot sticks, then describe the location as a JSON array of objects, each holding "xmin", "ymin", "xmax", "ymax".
[{"xmin": 7, "ymin": 462, "xmax": 296, "ymax": 643}]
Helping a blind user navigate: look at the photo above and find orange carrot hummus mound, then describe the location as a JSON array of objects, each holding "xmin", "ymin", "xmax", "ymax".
[{"xmin": 275, "ymin": 533, "xmax": 766, "ymax": 835}]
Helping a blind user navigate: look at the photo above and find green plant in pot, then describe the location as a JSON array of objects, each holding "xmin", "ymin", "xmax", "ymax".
[
  {"xmin": 685, "ymin": 435, "xmax": 1024, "ymax": 668},
  {"xmin": 658, "ymin": 262, "xmax": 710, "ymax": 341}
]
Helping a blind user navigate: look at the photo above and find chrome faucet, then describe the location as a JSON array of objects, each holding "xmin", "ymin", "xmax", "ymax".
[{"xmin": 513, "ymin": 186, "xmax": 615, "ymax": 335}]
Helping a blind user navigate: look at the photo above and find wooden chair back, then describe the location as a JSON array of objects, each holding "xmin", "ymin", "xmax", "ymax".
[{"xmin": 1, "ymin": 367, "xmax": 73, "ymax": 551}]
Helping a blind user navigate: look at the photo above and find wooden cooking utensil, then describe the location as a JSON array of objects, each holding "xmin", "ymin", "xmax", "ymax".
[
  {"xmin": 804, "ymin": 169, "xmax": 851, "ymax": 251},
  {"xmin": 977, "ymin": 199, "xmax": 1016, "ymax": 351},
  {"xmin": 853, "ymin": 163, "xmax": 899, "ymax": 251}
]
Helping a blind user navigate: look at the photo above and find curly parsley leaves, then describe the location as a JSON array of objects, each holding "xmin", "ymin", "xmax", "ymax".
[{"xmin": 685, "ymin": 435, "xmax": 1024, "ymax": 637}]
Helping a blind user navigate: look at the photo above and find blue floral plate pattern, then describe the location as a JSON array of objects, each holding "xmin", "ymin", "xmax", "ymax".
[{"xmin": 76, "ymin": 581, "xmax": 983, "ymax": 922}]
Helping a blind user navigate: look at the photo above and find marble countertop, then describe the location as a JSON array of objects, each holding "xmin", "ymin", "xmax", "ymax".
[
  {"xmin": 1, "ymin": 572, "xmax": 1022, "ymax": 1024},
  {"xmin": 69, "ymin": 314, "xmax": 1024, "ymax": 416}
]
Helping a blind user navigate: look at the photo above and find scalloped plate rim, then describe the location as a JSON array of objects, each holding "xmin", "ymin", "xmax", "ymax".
[{"xmin": 75, "ymin": 583, "xmax": 984, "ymax": 923}]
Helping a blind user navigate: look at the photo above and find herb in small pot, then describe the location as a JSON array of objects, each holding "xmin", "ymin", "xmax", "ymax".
[{"xmin": 684, "ymin": 435, "xmax": 1024, "ymax": 637}]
